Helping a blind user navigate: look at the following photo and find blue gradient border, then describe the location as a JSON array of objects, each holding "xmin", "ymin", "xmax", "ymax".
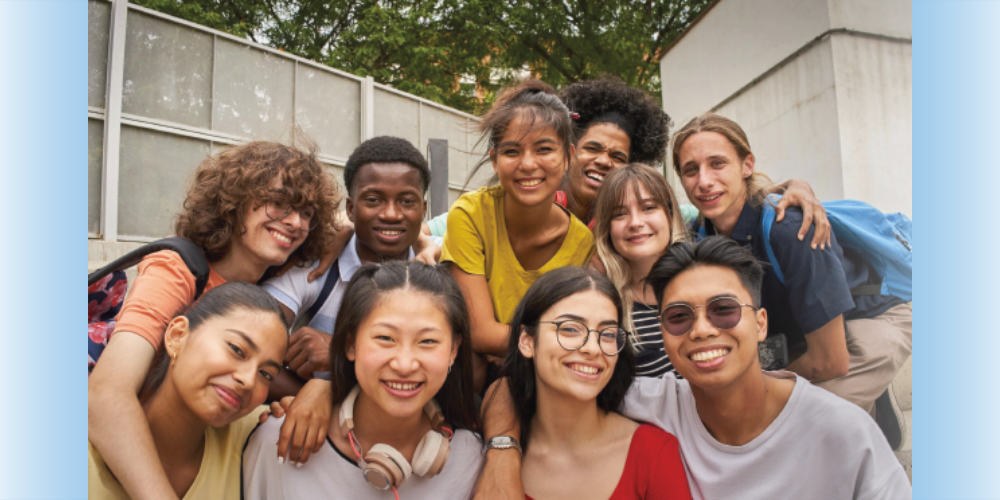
[
  {"xmin": 913, "ymin": 1, "xmax": 1000, "ymax": 499},
  {"xmin": 0, "ymin": 1, "xmax": 87, "ymax": 499},
  {"xmin": 0, "ymin": 0, "xmax": 994, "ymax": 498}
]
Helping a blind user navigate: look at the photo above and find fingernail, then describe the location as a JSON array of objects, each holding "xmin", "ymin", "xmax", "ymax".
[
  {"xmin": 811, "ymin": 243, "xmax": 816, "ymax": 250},
  {"xmin": 278, "ymin": 456, "xmax": 284, "ymax": 465},
  {"xmin": 296, "ymin": 462, "xmax": 304, "ymax": 468},
  {"xmin": 798, "ymin": 234, "xmax": 804, "ymax": 241},
  {"xmin": 821, "ymin": 244, "xmax": 825, "ymax": 250}
]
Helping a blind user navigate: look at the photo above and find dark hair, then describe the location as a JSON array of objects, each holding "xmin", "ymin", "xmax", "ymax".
[
  {"xmin": 139, "ymin": 282, "xmax": 290, "ymax": 402},
  {"xmin": 328, "ymin": 261, "xmax": 480, "ymax": 431},
  {"xmin": 559, "ymin": 77, "xmax": 672, "ymax": 165},
  {"xmin": 499, "ymin": 266, "xmax": 635, "ymax": 451},
  {"xmin": 647, "ymin": 237, "xmax": 765, "ymax": 311},
  {"xmin": 175, "ymin": 138, "xmax": 342, "ymax": 264},
  {"xmin": 466, "ymin": 79, "xmax": 574, "ymax": 189},
  {"xmin": 343, "ymin": 136, "xmax": 431, "ymax": 196}
]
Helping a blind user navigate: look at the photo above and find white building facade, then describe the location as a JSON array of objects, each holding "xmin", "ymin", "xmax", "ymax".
[{"xmin": 659, "ymin": 0, "xmax": 912, "ymax": 216}]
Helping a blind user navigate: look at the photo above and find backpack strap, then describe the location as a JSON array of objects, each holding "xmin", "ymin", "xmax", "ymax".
[
  {"xmin": 760, "ymin": 198, "xmax": 786, "ymax": 286},
  {"xmin": 88, "ymin": 237, "xmax": 211, "ymax": 299},
  {"xmin": 304, "ymin": 259, "xmax": 340, "ymax": 321}
]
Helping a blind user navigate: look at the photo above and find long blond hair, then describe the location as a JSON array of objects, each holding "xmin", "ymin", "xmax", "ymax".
[
  {"xmin": 593, "ymin": 164, "xmax": 687, "ymax": 334},
  {"xmin": 670, "ymin": 112, "xmax": 772, "ymax": 208}
]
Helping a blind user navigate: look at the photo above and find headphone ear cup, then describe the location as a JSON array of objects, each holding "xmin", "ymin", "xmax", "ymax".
[
  {"xmin": 426, "ymin": 436, "xmax": 450, "ymax": 477},
  {"xmin": 411, "ymin": 431, "xmax": 443, "ymax": 477},
  {"xmin": 364, "ymin": 444, "xmax": 412, "ymax": 489}
]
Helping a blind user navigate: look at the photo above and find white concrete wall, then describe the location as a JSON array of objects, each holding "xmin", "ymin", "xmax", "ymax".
[
  {"xmin": 659, "ymin": 0, "xmax": 830, "ymax": 130},
  {"xmin": 831, "ymin": 33, "xmax": 912, "ymax": 215},
  {"xmin": 827, "ymin": 0, "xmax": 912, "ymax": 38}
]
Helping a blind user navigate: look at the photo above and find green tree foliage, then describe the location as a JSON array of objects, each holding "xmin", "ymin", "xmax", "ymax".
[{"xmin": 132, "ymin": 0, "xmax": 711, "ymax": 113}]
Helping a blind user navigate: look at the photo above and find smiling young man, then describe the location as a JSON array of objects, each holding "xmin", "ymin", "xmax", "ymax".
[
  {"xmin": 263, "ymin": 136, "xmax": 437, "ymax": 397},
  {"xmin": 474, "ymin": 237, "xmax": 910, "ymax": 500}
]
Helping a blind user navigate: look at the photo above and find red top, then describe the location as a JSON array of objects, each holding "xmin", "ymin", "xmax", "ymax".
[{"xmin": 525, "ymin": 424, "xmax": 692, "ymax": 500}]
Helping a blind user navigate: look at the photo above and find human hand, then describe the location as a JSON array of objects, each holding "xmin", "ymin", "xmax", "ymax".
[
  {"xmin": 412, "ymin": 232, "xmax": 442, "ymax": 265},
  {"xmin": 285, "ymin": 327, "xmax": 333, "ymax": 379},
  {"xmin": 774, "ymin": 179, "xmax": 831, "ymax": 249},
  {"xmin": 259, "ymin": 397, "xmax": 295, "ymax": 423},
  {"xmin": 275, "ymin": 379, "xmax": 332, "ymax": 466}
]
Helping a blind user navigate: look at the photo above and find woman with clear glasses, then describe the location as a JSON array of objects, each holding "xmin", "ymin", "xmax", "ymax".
[
  {"xmin": 494, "ymin": 266, "xmax": 692, "ymax": 500},
  {"xmin": 88, "ymin": 139, "xmax": 342, "ymax": 500}
]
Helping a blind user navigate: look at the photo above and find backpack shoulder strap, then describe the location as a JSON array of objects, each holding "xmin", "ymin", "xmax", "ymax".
[
  {"xmin": 760, "ymin": 197, "xmax": 786, "ymax": 285},
  {"xmin": 88, "ymin": 237, "xmax": 211, "ymax": 299},
  {"xmin": 304, "ymin": 259, "xmax": 340, "ymax": 321}
]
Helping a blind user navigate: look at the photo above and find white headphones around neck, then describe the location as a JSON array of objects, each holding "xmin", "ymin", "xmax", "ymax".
[{"xmin": 339, "ymin": 385, "xmax": 453, "ymax": 491}]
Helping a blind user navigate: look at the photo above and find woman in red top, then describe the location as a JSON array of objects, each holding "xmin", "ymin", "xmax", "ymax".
[{"xmin": 498, "ymin": 266, "xmax": 692, "ymax": 500}]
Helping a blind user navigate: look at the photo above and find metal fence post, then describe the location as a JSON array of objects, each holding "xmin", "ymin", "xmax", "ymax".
[
  {"xmin": 100, "ymin": 0, "xmax": 129, "ymax": 242},
  {"xmin": 361, "ymin": 76, "xmax": 375, "ymax": 141},
  {"xmin": 427, "ymin": 139, "xmax": 449, "ymax": 218}
]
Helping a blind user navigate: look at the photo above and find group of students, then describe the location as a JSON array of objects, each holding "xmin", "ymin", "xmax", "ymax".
[{"xmin": 87, "ymin": 76, "xmax": 912, "ymax": 499}]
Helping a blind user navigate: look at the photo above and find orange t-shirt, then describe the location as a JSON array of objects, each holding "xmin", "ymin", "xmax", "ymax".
[{"xmin": 112, "ymin": 250, "xmax": 226, "ymax": 349}]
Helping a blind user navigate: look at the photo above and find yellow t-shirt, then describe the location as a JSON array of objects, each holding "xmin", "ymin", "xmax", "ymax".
[
  {"xmin": 441, "ymin": 186, "xmax": 595, "ymax": 324},
  {"xmin": 88, "ymin": 406, "xmax": 266, "ymax": 500}
]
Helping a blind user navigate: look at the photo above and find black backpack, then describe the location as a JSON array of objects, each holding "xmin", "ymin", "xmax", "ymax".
[{"xmin": 87, "ymin": 237, "xmax": 209, "ymax": 374}]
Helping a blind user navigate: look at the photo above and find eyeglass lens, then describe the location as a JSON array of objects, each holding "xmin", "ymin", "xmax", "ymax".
[
  {"xmin": 660, "ymin": 298, "xmax": 745, "ymax": 336},
  {"xmin": 265, "ymin": 201, "xmax": 319, "ymax": 230},
  {"xmin": 555, "ymin": 320, "xmax": 626, "ymax": 355}
]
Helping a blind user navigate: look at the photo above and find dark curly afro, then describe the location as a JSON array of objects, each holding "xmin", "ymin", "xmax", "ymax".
[
  {"xmin": 559, "ymin": 77, "xmax": 672, "ymax": 166},
  {"xmin": 344, "ymin": 136, "xmax": 430, "ymax": 196}
]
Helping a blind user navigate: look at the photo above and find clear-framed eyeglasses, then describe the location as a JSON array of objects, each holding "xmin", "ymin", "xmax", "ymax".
[
  {"xmin": 537, "ymin": 320, "xmax": 628, "ymax": 356},
  {"xmin": 263, "ymin": 189, "xmax": 320, "ymax": 231}
]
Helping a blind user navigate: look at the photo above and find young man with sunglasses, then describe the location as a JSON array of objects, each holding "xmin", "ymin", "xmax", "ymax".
[
  {"xmin": 475, "ymin": 237, "xmax": 910, "ymax": 500},
  {"xmin": 263, "ymin": 136, "xmax": 437, "ymax": 398}
]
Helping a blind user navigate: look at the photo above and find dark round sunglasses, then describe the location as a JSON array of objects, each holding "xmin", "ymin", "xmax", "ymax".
[{"xmin": 658, "ymin": 297, "xmax": 758, "ymax": 337}]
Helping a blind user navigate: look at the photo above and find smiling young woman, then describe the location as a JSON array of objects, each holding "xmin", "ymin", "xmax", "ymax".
[
  {"xmin": 440, "ymin": 80, "xmax": 595, "ymax": 391},
  {"xmin": 88, "ymin": 282, "xmax": 290, "ymax": 500},
  {"xmin": 243, "ymin": 262, "xmax": 482, "ymax": 500},
  {"xmin": 497, "ymin": 266, "xmax": 691, "ymax": 500}
]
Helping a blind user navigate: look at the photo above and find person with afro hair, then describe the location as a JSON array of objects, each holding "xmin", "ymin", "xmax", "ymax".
[{"xmin": 423, "ymin": 77, "xmax": 832, "ymax": 249}]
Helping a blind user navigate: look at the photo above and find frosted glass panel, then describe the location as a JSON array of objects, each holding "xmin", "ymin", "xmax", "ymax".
[
  {"xmin": 121, "ymin": 11, "xmax": 213, "ymax": 128},
  {"xmin": 118, "ymin": 126, "xmax": 210, "ymax": 238},
  {"xmin": 88, "ymin": 0, "xmax": 110, "ymax": 109},
  {"xmin": 214, "ymin": 39, "xmax": 294, "ymax": 140},
  {"xmin": 296, "ymin": 67, "xmax": 360, "ymax": 159},
  {"xmin": 373, "ymin": 89, "xmax": 419, "ymax": 147},
  {"xmin": 89, "ymin": 119, "xmax": 104, "ymax": 235},
  {"xmin": 421, "ymin": 106, "xmax": 474, "ymax": 188}
]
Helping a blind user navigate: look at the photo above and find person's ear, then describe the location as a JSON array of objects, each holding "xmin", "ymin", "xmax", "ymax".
[
  {"xmin": 164, "ymin": 316, "xmax": 191, "ymax": 361},
  {"xmin": 518, "ymin": 326, "xmax": 535, "ymax": 359},
  {"xmin": 346, "ymin": 197, "xmax": 356, "ymax": 224},
  {"xmin": 755, "ymin": 307, "xmax": 768, "ymax": 343},
  {"xmin": 346, "ymin": 337, "xmax": 357, "ymax": 362},
  {"xmin": 490, "ymin": 148, "xmax": 498, "ymax": 171},
  {"xmin": 449, "ymin": 335, "xmax": 461, "ymax": 364},
  {"xmin": 566, "ymin": 144, "xmax": 575, "ymax": 174},
  {"xmin": 742, "ymin": 153, "xmax": 755, "ymax": 180}
]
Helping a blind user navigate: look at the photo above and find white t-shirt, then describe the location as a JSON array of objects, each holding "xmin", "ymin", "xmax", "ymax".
[
  {"xmin": 242, "ymin": 416, "xmax": 483, "ymax": 500},
  {"xmin": 623, "ymin": 372, "xmax": 911, "ymax": 500}
]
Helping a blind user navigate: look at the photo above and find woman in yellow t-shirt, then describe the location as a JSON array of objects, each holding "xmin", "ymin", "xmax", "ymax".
[
  {"xmin": 88, "ymin": 282, "xmax": 289, "ymax": 500},
  {"xmin": 441, "ymin": 80, "xmax": 594, "ymax": 389}
]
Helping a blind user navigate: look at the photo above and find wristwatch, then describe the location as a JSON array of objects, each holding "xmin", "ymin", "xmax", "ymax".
[{"xmin": 483, "ymin": 436, "xmax": 522, "ymax": 457}]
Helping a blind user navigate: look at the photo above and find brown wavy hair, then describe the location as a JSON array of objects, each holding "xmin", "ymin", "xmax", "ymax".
[{"xmin": 174, "ymin": 139, "xmax": 342, "ymax": 263}]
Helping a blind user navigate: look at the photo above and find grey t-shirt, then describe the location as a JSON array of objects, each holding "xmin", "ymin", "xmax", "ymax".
[
  {"xmin": 243, "ymin": 415, "xmax": 483, "ymax": 500},
  {"xmin": 624, "ymin": 372, "xmax": 911, "ymax": 500}
]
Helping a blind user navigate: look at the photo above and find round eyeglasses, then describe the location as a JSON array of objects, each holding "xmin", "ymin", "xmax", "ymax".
[
  {"xmin": 658, "ymin": 297, "xmax": 758, "ymax": 336},
  {"xmin": 263, "ymin": 190, "xmax": 319, "ymax": 231},
  {"xmin": 538, "ymin": 320, "xmax": 628, "ymax": 356}
]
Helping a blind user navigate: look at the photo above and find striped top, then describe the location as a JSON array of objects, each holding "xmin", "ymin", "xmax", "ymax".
[{"xmin": 632, "ymin": 302, "xmax": 679, "ymax": 378}]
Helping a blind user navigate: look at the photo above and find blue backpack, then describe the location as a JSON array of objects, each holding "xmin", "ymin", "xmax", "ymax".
[{"xmin": 695, "ymin": 196, "xmax": 913, "ymax": 301}]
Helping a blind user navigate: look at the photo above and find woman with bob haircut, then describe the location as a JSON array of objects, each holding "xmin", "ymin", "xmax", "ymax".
[
  {"xmin": 591, "ymin": 163, "xmax": 688, "ymax": 377},
  {"xmin": 440, "ymin": 79, "xmax": 595, "ymax": 391},
  {"xmin": 89, "ymin": 139, "xmax": 342, "ymax": 500},
  {"xmin": 497, "ymin": 266, "xmax": 691, "ymax": 499},
  {"xmin": 89, "ymin": 282, "xmax": 291, "ymax": 500},
  {"xmin": 243, "ymin": 261, "xmax": 483, "ymax": 499},
  {"xmin": 671, "ymin": 112, "xmax": 912, "ymax": 447}
]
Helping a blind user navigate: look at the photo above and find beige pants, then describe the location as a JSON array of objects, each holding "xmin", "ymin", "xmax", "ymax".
[{"xmin": 815, "ymin": 303, "xmax": 913, "ymax": 416}]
